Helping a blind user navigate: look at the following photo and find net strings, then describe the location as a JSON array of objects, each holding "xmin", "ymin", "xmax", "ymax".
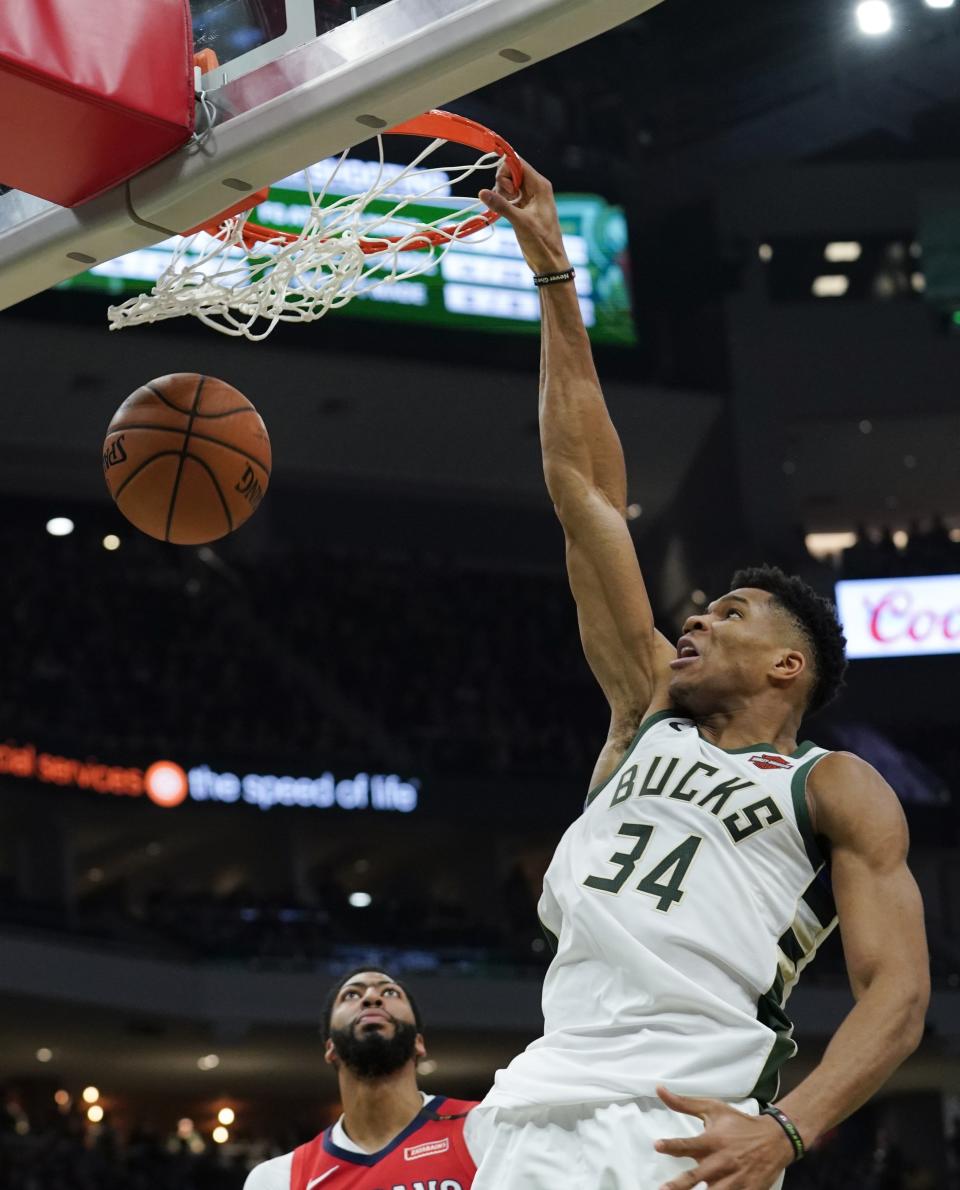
[{"xmin": 107, "ymin": 136, "xmax": 506, "ymax": 341}]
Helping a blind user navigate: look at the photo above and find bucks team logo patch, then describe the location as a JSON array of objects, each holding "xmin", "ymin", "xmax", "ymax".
[
  {"xmin": 749, "ymin": 754, "xmax": 793, "ymax": 771},
  {"xmin": 404, "ymin": 1138, "xmax": 450, "ymax": 1161}
]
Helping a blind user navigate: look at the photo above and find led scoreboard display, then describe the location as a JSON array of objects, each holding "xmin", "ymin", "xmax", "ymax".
[{"xmin": 56, "ymin": 159, "xmax": 637, "ymax": 346}]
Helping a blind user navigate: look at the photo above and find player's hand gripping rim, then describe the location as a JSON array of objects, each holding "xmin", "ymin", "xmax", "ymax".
[
  {"xmin": 478, "ymin": 157, "xmax": 571, "ymax": 278},
  {"xmin": 654, "ymin": 1086, "xmax": 798, "ymax": 1190}
]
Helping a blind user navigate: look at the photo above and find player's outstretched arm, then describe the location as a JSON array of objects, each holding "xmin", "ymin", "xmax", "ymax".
[
  {"xmin": 652, "ymin": 752, "xmax": 929, "ymax": 1190},
  {"xmin": 481, "ymin": 163, "xmax": 675, "ymax": 782}
]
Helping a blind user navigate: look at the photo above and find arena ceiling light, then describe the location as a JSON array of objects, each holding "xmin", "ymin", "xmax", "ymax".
[
  {"xmin": 856, "ymin": 1, "xmax": 894, "ymax": 34},
  {"xmin": 45, "ymin": 516, "xmax": 74, "ymax": 537},
  {"xmin": 812, "ymin": 275, "xmax": 851, "ymax": 297},
  {"xmin": 806, "ymin": 532, "xmax": 858, "ymax": 560},
  {"xmin": 825, "ymin": 242, "xmax": 863, "ymax": 263},
  {"xmin": 924, "ymin": 0, "xmax": 954, "ymax": 8}
]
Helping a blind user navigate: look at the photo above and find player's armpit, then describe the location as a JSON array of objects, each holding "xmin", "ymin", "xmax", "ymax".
[
  {"xmin": 588, "ymin": 711, "xmax": 646, "ymax": 794},
  {"xmin": 562, "ymin": 485, "xmax": 675, "ymax": 720}
]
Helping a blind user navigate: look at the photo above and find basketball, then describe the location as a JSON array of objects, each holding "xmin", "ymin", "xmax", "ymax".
[{"xmin": 102, "ymin": 374, "xmax": 271, "ymax": 545}]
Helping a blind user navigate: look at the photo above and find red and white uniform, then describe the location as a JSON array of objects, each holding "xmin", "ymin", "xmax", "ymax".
[{"xmin": 244, "ymin": 1095, "xmax": 478, "ymax": 1190}]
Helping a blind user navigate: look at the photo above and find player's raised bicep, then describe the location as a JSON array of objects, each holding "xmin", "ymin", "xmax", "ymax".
[
  {"xmin": 812, "ymin": 754, "xmax": 929, "ymax": 1009},
  {"xmin": 560, "ymin": 481, "xmax": 675, "ymax": 718}
]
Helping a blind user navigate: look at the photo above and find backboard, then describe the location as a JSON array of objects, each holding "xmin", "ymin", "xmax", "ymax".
[{"xmin": 0, "ymin": 0, "xmax": 667, "ymax": 313}]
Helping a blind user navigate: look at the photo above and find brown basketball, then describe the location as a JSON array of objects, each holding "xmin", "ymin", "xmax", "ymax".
[{"xmin": 102, "ymin": 374, "xmax": 271, "ymax": 545}]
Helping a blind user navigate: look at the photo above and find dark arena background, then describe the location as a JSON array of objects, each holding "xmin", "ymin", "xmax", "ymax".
[{"xmin": 3, "ymin": 0, "xmax": 960, "ymax": 1186}]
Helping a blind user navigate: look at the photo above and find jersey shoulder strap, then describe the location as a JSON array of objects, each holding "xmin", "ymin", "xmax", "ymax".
[
  {"xmin": 289, "ymin": 1097, "xmax": 480, "ymax": 1186},
  {"xmin": 421, "ymin": 1096, "xmax": 478, "ymax": 1120},
  {"xmin": 290, "ymin": 1133, "xmax": 329, "ymax": 1189}
]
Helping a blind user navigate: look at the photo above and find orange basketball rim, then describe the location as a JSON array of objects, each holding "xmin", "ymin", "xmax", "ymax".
[{"xmin": 192, "ymin": 109, "xmax": 524, "ymax": 251}]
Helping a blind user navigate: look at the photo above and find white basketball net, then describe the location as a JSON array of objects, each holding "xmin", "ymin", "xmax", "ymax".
[{"xmin": 108, "ymin": 135, "xmax": 505, "ymax": 341}]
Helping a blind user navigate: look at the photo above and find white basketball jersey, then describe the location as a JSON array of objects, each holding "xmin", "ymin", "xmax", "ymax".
[{"xmin": 485, "ymin": 711, "xmax": 837, "ymax": 1110}]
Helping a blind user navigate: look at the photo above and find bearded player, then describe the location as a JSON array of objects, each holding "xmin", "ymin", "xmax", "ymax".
[
  {"xmin": 244, "ymin": 969, "xmax": 478, "ymax": 1190},
  {"xmin": 462, "ymin": 164, "xmax": 931, "ymax": 1190}
]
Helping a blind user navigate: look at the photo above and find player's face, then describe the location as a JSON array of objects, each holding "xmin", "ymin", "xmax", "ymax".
[
  {"xmin": 668, "ymin": 588, "xmax": 804, "ymax": 715},
  {"xmin": 330, "ymin": 971, "xmax": 417, "ymax": 1040},
  {"xmin": 325, "ymin": 970, "xmax": 426, "ymax": 1075}
]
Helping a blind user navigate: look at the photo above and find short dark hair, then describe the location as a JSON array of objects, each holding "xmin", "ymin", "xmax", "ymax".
[
  {"xmin": 730, "ymin": 564, "xmax": 847, "ymax": 716},
  {"xmin": 321, "ymin": 966, "xmax": 424, "ymax": 1044}
]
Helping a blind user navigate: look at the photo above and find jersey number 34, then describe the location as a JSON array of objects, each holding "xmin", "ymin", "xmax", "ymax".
[{"xmin": 583, "ymin": 822, "xmax": 702, "ymax": 911}]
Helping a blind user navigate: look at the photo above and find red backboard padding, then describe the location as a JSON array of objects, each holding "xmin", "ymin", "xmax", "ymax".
[{"xmin": 0, "ymin": 0, "xmax": 194, "ymax": 207}]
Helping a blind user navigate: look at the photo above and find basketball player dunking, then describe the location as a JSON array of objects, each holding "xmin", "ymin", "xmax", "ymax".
[
  {"xmin": 244, "ymin": 969, "xmax": 478, "ymax": 1190},
  {"xmin": 462, "ymin": 164, "xmax": 931, "ymax": 1189}
]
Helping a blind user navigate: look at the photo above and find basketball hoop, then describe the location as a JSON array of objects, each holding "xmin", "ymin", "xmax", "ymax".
[{"xmin": 108, "ymin": 109, "xmax": 522, "ymax": 341}]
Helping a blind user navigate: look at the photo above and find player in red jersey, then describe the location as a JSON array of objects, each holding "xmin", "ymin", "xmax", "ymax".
[{"xmin": 244, "ymin": 968, "xmax": 479, "ymax": 1190}]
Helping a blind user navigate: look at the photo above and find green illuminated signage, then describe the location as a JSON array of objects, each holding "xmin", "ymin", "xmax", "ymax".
[{"xmin": 56, "ymin": 180, "xmax": 636, "ymax": 346}]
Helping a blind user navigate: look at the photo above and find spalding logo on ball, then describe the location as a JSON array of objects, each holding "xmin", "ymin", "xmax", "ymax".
[{"xmin": 102, "ymin": 374, "xmax": 271, "ymax": 545}]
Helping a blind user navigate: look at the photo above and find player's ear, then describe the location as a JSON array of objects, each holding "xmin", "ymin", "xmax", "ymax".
[
  {"xmin": 323, "ymin": 1038, "xmax": 338, "ymax": 1068},
  {"xmin": 771, "ymin": 648, "xmax": 805, "ymax": 686},
  {"xmin": 415, "ymin": 1034, "xmax": 427, "ymax": 1061}
]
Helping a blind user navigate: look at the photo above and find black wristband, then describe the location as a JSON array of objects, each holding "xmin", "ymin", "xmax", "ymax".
[
  {"xmin": 761, "ymin": 1105, "xmax": 806, "ymax": 1163},
  {"xmin": 533, "ymin": 267, "xmax": 576, "ymax": 287}
]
